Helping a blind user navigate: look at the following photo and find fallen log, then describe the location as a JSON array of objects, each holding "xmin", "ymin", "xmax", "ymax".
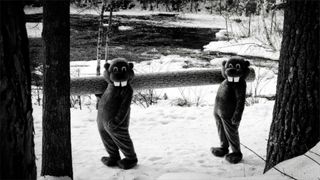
[{"xmin": 70, "ymin": 68, "xmax": 255, "ymax": 95}]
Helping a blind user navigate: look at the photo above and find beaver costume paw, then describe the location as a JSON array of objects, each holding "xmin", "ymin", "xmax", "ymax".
[
  {"xmin": 117, "ymin": 158, "xmax": 138, "ymax": 170},
  {"xmin": 101, "ymin": 156, "xmax": 121, "ymax": 167},
  {"xmin": 225, "ymin": 152, "xmax": 243, "ymax": 164},
  {"xmin": 211, "ymin": 147, "xmax": 229, "ymax": 157}
]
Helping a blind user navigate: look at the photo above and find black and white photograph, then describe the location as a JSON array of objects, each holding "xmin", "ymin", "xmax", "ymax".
[{"xmin": 0, "ymin": 0, "xmax": 319, "ymax": 179}]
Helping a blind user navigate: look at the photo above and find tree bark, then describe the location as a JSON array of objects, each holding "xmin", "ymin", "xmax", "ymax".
[
  {"xmin": 264, "ymin": 0, "xmax": 319, "ymax": 172},
  {"xmin": 41, "ymin": 1, "xmax": 73, "ymax": 178},
  {"xmin": 0, "ymin": 2, "xmax": 37, "ymax": 179}
]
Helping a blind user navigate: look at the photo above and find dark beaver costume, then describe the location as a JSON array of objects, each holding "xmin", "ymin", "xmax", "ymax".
[
  {"xmin": 97, "ymin": 58, "xmax": 138, "ymax": 170},
  {"xmin": 211, "ymin": 56, "xmax": 250, "ymax": 164}
]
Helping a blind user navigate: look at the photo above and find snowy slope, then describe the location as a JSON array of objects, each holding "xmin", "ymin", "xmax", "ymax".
[
  {"xmin": 34, "ymin": 100, "xmax": 275, "ymax": 180},
  {"xmin": 34, "ymin": 99, "xmax": 320, "ymax": 180}
]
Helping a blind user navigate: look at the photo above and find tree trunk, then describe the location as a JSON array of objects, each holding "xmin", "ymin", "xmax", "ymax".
[
  {"xmin": 41, "ymin": 1, "xmax": 73, "ymax": 178},
  {"xmin": 0, "ymin": 2, "xmax": 37, "ymax": 179},
  {"xmin": 264, "ymin": 0, "xmax": 319, "ymax": 172}
]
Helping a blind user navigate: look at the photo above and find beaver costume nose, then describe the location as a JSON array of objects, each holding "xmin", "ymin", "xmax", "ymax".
[{"xmin": 226, "ymin": 68, "xmax": 238, "ymax": 75}]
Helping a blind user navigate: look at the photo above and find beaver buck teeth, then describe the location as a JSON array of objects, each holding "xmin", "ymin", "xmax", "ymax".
[
  {"xmin": 227, "ymin": 76, "xmax": 240, "ymax": 83},
  {"xmin": 121, "ymin": 81, "xmax": 127, "ymax": 87},
  {"xmin": 114, "ymin": 82, "xmax": 120, "ymax": 86},
  {"xmin": 114, "ymin": 81, "xmax": 128, "ymax": 87}
]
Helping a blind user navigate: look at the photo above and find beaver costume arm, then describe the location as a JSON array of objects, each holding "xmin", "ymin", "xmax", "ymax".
[
  {"xmin": 231, "ymin": 82, "xmax": 246, "ymax": 125},
  {"xmin": 114, "ymin": 89, "xmax": 133, "ymax": 127}
]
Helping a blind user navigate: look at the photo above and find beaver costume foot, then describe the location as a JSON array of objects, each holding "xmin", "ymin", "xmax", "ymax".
[
  {"xmin": 225, "ymin": 152, "xmax": 243, "ymax": 164},
  {"xmin": 101, "ymin": 156, "xmax": 121, "ymax": 167},
  {"xmin": 117, "ymin": 158, "xmax": 138, "ymax": 170},
  {"xmin": 211, "ymin": 147, "xmax": 229, "ymax": 157}
]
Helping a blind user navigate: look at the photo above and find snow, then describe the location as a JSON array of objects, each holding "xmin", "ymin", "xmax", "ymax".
[
  {"xmin": 204, "ymin": 35, "xmax": 280, "ymax": 61},
  {"xmin": 33, "ymin": 95, "xmax": 320, "ymax": 180},
  {"xmin": 26, "ymin": 22, "xmax": 42, "ymax": 38},
  {"xmin": 118, "ymin": 26, "xmax": 134, "ymax": 31},
  {"xmin": 34, "ymin": 98, "xmax": 275, "ymax": 180},
  {"xmin": 39, "ymin": 176, "xmax": 72, "ymax": 180}
]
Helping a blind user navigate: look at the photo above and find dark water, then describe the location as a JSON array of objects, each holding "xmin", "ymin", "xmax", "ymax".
[
  {"xmin": 28, "ymin": 13, "xmax": 276, "ymax": 69},
  {"xmin": 28, "ymin": 13, "xmax": 220, "ymax": 63}
]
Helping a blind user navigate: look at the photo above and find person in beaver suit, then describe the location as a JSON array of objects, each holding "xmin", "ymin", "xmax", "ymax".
[
  {"xmin": 211, "ymin": 56, "xmax": 250, "ymax": 164},
  {"xmin": 97, "ymin": 58, "xmax": 137, "ymax": 170}
]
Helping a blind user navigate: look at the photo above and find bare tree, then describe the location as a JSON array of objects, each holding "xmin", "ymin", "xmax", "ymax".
[
  {"xmin": 0, "ymin": 2, "xmax": 37, "ymax": 179},
  {"xmin": 264, "ymin": 0, "xmax": 319, "ymax": 172},
  {"xmin": 41, "ymin": 0, "xmax": 73, "ymax": 178}
]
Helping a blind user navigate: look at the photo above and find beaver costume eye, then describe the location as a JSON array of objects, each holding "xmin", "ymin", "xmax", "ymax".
[
  {"xmin": 122, "ymin": 67, "xmax": 127, "ymax": 72},
  {"xmin": 113, "ymin": 67, "xmax": 118, "ymax": 72},
  {"xmin": 236, "ymin": 64, "xmax": 241, "ymax": 69},
  {"xmin": 228, "ymin": 64, "xmax": 234, "ymax": 68}
]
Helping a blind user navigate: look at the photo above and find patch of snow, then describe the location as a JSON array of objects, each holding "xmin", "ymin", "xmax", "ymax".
[
  {"xmin": 209, "ymin": 57, "xmax": 228, "ymax": 66},
  {"xmin": 204, "ymin": 37, "xmax": 280, "ymax": 61},
  {"xmin": 157, "ymin": 172, "xmax": 214, "ymax": 180},
  {"xmin": 169, "ymin": 13, "xmax": 226, "ymax": 29},
  {"xmin": 118, "ymin": 26, "xmax": 134, "ymax": 31},
  {"xmin": 157, "ymin": 173, "xmax": 290, "ymax": 180},
  {"xmin": 38, "ymin": 176, "xmax": 72, "ymax": 180},
  {"xmin": 26, "ymin": 23, "xmax": 42, "ymax": 38},
  {"xmin": 215, "ymin": 29, "xmax": 233, "ymax": 41}
]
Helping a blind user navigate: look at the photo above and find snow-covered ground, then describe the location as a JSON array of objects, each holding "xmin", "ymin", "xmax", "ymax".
[
  {"xmin": 34, "ymin": 56, "xmax": 319, "ymax": 180},
  {"xmin": 34, "ymin": 99, "xmax": 274, "ymax": 180}
]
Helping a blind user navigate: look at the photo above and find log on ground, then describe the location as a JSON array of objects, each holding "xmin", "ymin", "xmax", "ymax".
[{"xmin": 70, "ymin": 68, "xmax": 255, "ymax": 95}]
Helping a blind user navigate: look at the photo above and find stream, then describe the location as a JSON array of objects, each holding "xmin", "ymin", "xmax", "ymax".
[{"xmin": 28, "ymin": 13, "xmax": 278, "ymax": 69}]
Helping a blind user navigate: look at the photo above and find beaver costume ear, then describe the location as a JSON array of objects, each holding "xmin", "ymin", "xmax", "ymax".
[
  {"xmin": 221, "ymin": 61, "xmax": 227, "ymax": 79},
  {"xmin": 128, "ymin": 63, "xmax": 134, "ymax": 70},
  {"xmin": 242, "ymin": 60, "xmax": 251, "ymax": 79},
  {"xmin": 222, "ymin": 60, "xmax": 227, "ymax": 67},
  {"xmin": 103, "ymin": 63, "xmax": 112, "ymax": 84},
  {"xmin": 244, "ymin": 60, "xmax": 250, "ymax": 68},
  {"xmin": 104, "ymin": 63, "xmax": 111, "ymax": 72}
]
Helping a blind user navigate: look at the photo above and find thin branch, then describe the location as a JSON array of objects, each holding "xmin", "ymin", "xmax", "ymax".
[
  {"xmin": 309, "ymin": 151, "xmax": 320, "ymax": 157},
  {"xmin": 261, "ymin": 10, "xmax": 276, "ymax": 51},
  {"xmin": 304, "ymin": 154, "xmax": 320, "ymax": 166},
  {"xmin": 240, "ymin": 143, "xmax": 298, "ymax": 180}
]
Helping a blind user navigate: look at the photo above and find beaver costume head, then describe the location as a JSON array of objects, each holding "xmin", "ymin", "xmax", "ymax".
[
  {"xmin": 104, "ymin": 58, "xmax": 134, "ymax": 87},
  {"xmin": 222, "ymin": 56, "xmax": 250, "ymax": 83}
]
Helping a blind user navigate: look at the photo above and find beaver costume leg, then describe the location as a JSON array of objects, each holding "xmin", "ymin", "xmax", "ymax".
[
  {"xmin": 107, "ymin": 125, "xmax": 138, "ymax": 170},
  {"xmin": 211, "ymin": 113, "xmax": 229, "ymax": 157},
  {"xmin": 211, "ymin": 113, "xmax": 242, "ymax": 163},
  {"xmin": 220, "ymin": 117, "xmax": 242, "ymax": 164},
  {"xmin": 97, "ymin": 120, "xmax": 121, "ymax": 167}
]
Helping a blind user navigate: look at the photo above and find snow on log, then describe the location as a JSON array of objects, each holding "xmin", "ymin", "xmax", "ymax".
[{"xmin": 70, "ymin": 68, "xmax": 255, "ymax": 95}]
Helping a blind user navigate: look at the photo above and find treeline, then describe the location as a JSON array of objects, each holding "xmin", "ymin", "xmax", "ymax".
[{"xmin": 26, "ymin": 0, "xmax": 278, "ymax": 15}]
